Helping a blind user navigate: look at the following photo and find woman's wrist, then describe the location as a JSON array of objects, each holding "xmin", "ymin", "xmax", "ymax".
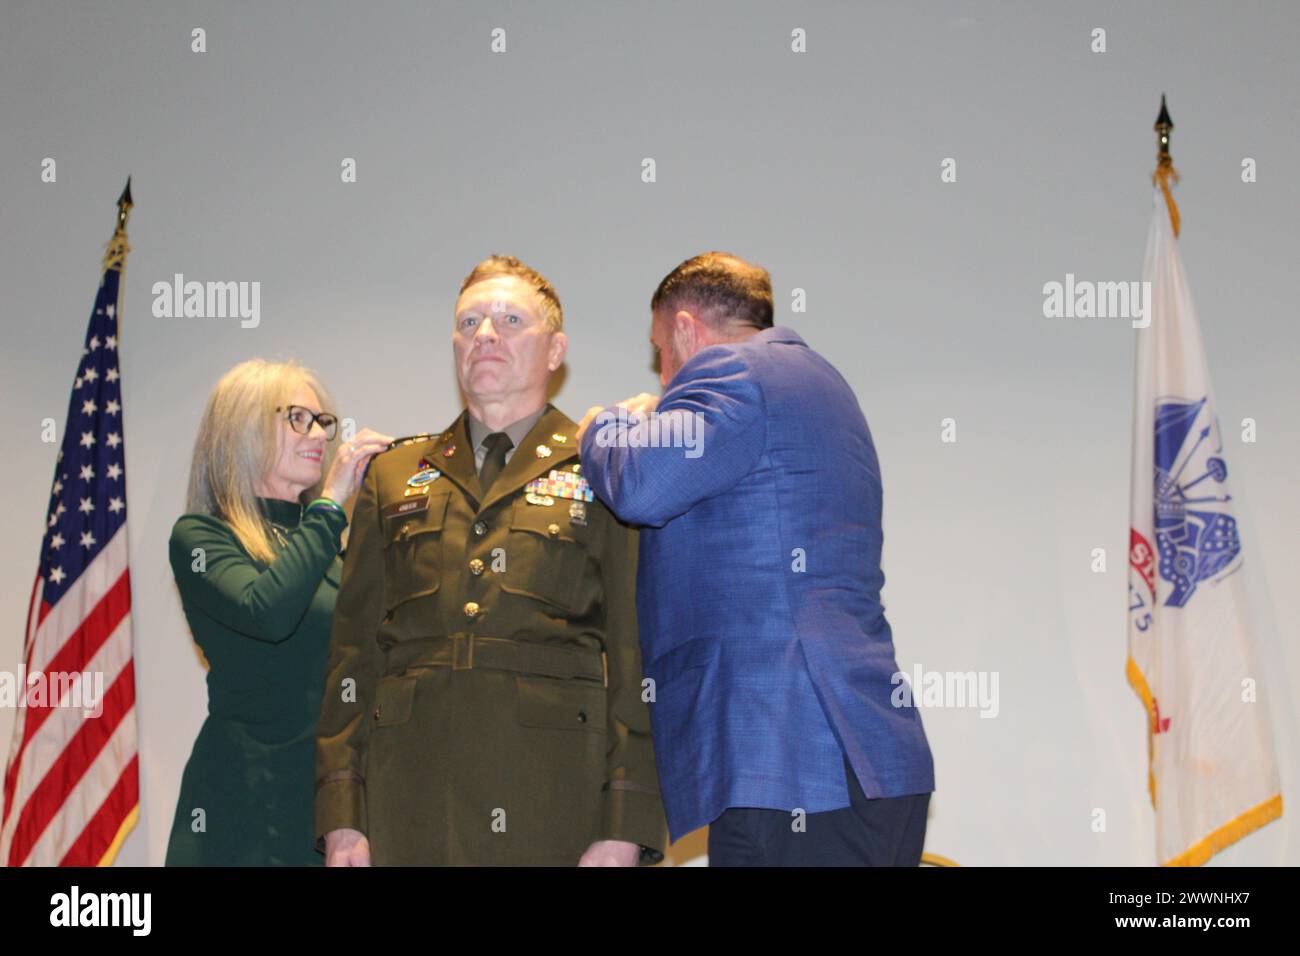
[{"xmin": 306, "ymin": 496, "xmax": 346, "ymax": 518}]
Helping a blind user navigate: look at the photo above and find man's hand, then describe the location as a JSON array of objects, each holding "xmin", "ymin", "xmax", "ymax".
[
  {"xmin": 577, "ymin": 839, "xmax": 642, "ymax": 867},
  {"xmin": 324, "ymin": 827, "xmax": 371, "ymax": 866},
  {"xmin": 576, "ymin": 393, "xmax": 661, "ymax": 444}
]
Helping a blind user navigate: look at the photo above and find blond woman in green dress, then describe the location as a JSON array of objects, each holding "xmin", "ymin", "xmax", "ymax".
[{"xmin": 166, "ymin": 359, "xmax": 390, "ymax": 865}]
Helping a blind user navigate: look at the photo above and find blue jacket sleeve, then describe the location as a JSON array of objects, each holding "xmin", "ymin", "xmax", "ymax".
[{"xmin": 580, "ymin": 347, "xmax": 766, "ymax": 527}]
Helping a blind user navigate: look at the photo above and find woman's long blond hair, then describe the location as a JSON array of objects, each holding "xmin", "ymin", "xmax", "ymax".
[{"xmin": 186, "ymin": 359, "xmax": 338, "ymax": 563}]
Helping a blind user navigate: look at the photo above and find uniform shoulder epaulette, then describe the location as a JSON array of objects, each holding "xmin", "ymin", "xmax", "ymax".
[
  {"xmin": 362, "ymin": 434, "xmax": 436, "ymax": 485},
  {"xmin": 382, "ymin": 433, "xmax": 436, "ymax": 453}
]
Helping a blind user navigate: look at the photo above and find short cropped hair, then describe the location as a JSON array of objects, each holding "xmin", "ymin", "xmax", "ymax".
[
  {"xmin": 650, "ymin": 251, "xmax": 773, "ymax": 330},
  {"xmin": 458, "ymin": 255, "xmax": 563, "ymax": 333}
]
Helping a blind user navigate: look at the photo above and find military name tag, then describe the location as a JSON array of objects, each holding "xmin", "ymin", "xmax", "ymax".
[
  {"xmin": 527, "ymin": 470, "xmax": 594, "ymax": 503},
  {"xmin": 382, "ymin": 497, "xmax": 429, "ymax": 519}
]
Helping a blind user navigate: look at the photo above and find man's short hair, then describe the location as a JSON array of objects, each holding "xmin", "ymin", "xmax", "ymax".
[
  {"xmin": 459, "ymin": 254, "xmax": 563, "ymax": 332},
  {"xmin": 650, "ymin": 251, "xmax": 773, "ymax": 331}
]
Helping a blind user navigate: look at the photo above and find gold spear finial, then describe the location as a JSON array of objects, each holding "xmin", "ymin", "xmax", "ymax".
[
  {"xmin": 115, "ymin": 177, "xmax": 133, "ymax": 234},
  {"xmin": 1152, "ymin": 96, "xmax": 1180, "ymax": 237},
  {"xmin": 1155, "ymin": 95, "xmax": 1174, "ymax": 170},
  {"xmin": 103, "ymin": 177, "xmax": 133, "ymax": 273}
]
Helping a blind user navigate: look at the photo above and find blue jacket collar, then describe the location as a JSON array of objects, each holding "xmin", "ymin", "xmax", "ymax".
[
  {"xmin": 664, "ymin": 325, "xmax": 806, "ymax": 392},
  {"xmin": 754, "ymin": 325, "xmax": 805, "ymax": 346}
]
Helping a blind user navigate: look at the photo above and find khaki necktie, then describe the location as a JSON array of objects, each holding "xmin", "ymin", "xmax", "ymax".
[{"xmin": 478, "ymin": 431, "xmax": 514, "ymax": 496}]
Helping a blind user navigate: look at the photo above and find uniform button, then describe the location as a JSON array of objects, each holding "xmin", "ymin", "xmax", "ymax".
[
  {"xmin": 473, "ymin": 521, "xmax": 488, "ymax": 537},
  {"xmin": 463, "ymin": 601, "xmax": 480, "ymax": 619},
  {"xmin": 373, "ymin": 707, "xmax": 381, "ymax": 721},
  {"xmin": 577, "ymin": 710, "xmax": 587, "ymax": 723},
  {"xmin": 468, "ymin": 558, "xmax": 485, "ymax": 575},
  {"xmin": 547, "ymin": 523, "xmax": 561, "ymax": 538}
]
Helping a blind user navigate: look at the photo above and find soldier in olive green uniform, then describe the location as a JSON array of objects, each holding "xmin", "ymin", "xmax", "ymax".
[{"xmin": 315, "ymin": 257, "xmax": 666, "ymax": 865}]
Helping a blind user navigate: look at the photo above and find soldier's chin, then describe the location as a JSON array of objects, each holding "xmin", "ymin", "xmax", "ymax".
[{"xmin": 467, "ymin": 368, "xmax": 508, "ymax": 392}]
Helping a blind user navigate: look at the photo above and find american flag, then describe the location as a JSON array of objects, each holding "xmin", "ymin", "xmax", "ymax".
[{"xmin": 1, "ymin": 196, "xmax": 139, "ymax": 866}]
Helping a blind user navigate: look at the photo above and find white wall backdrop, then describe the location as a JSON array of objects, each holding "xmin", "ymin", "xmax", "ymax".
[{"xmin": 1, "ymin": 0, "xmax": 1295, "ymax": 866}]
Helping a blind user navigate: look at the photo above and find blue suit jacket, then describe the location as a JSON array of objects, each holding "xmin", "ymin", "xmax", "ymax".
[{"xmin": 580, "ymin": 326, "xmax": 934, "ymax": 841}]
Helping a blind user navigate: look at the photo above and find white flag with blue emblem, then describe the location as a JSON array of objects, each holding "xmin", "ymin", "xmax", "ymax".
[{"xmin": 1127, "ymin": 184, "xmax": 1283, "ymax": 865}]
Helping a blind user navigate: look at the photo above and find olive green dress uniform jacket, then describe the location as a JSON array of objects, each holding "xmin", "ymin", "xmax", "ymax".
[{"xmin": 314, "ymin": 405, "xmax": 667, "ymax": 864}]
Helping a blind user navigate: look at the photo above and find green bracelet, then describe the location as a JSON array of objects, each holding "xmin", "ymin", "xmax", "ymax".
[{"xmin": 306, "ymin": 497, "xmax": 345, "ymax": 516}]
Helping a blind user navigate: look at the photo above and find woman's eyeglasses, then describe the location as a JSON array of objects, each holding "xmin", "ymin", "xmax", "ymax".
[{"xmin": 276, "ymin": 405, "xmax": 339, "ymax": 441}]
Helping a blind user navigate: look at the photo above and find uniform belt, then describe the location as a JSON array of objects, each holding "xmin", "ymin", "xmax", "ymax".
[{"xmin": 384, "ymin": 635, "xmax": 606, "ymax": 686}]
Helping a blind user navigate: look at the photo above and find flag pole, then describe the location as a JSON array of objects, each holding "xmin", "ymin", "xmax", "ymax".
[{"xmin": 1153, "ymin": 96, "xmax": 1180, "ymax": 237}]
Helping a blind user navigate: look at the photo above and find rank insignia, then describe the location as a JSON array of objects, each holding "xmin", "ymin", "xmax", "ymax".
[
  {"xmin": 384, "ymin": 433, "xmax": 433, "ymax": 452},
  {"xmin": 526, "ymin": 469, "xmax": 594, "ymax": 502}
]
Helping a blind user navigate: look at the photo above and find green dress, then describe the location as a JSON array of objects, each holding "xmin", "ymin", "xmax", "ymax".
[{"xmin": 165, "ymin": 497, "xmax": 346, "ymax": 866}]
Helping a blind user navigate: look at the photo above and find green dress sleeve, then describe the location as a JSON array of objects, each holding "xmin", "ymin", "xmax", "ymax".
[{"xmin": 169, "ymin": 508, "xmax": 347, "ymax": 644}]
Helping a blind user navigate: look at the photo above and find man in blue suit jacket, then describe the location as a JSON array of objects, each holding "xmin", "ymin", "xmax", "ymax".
[{"xmin": 578, "ymin": 252, "xmax": 934, "ymax": 866}]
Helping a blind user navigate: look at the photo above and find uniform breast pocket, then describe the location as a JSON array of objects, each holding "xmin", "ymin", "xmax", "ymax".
[
  {"xmin": 382, "ymin": 492, "xmax": 450, "ymax": 613},
  {"xmin": 499, "ymin": 499, "xmax": 592, "ymax": 613}
]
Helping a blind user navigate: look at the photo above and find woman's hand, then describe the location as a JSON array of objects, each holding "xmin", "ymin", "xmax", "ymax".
[{"xmin": 320, "ymin": 428, "xmax": 394, "ymax": 505}]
